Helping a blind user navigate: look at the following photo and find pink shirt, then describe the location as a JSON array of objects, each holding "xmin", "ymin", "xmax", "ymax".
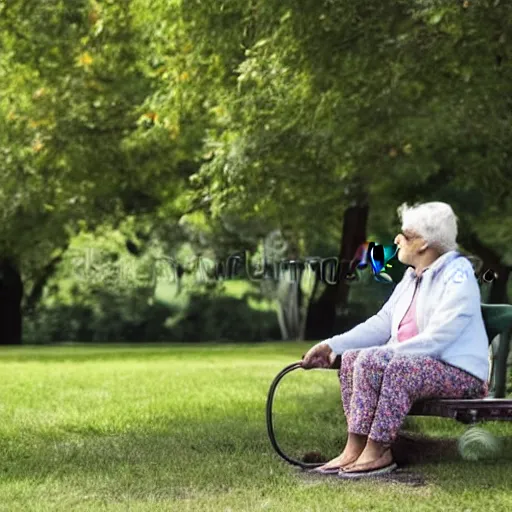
[{"xmin": 397, "ymin": 281, "xmax": 419, "ymax": 342}]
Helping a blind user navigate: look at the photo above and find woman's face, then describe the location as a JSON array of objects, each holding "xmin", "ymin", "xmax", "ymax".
[{"xmin": 394, "ymin": 229, "xmax": 425, "ymax": 266}]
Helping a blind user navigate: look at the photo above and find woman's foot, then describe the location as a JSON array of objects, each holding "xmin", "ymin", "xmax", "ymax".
[
  {"xmin": 312, "ymin": 433, "xmax": 367, "ymax": 473},
  {"xmin": 342, "ymin": 441, "xmax": 394, "ymax": 473},
  {"xmin": 312, "ymin": 453, "xmax": 359, "ymax": 473}
]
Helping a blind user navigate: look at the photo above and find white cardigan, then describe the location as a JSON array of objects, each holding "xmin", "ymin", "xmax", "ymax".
[{"xmin": 321, "ymin": 251, "xmax": 489, "ymax": 382}]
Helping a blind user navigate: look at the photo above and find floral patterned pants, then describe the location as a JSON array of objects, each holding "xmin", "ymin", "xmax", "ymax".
[{"xmin": 339, "ymin": 348, "xmax": 488, "ymax": 444}]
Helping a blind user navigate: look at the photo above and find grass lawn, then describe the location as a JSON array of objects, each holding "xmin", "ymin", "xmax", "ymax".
[{"xmin": 0, "ymin": 343, "xmax": 511, "ymax": 511}]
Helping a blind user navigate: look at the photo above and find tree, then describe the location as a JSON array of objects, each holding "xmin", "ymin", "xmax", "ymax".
[
  {"xmin": 179, "ymin": 0, "xmax": 512, "ymax": 340},
  {"xmin": 0, "ymin": 0, "xmax": 206, "ymax": 342}
]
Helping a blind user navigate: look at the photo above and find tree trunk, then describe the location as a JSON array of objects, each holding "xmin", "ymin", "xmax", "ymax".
[
  {"xmin": 269, "ymin": 234, "xmax": 305, "ymax": 341},
  {"xmin": 0, "ymin": 259, "xmax": 24, "ymax": 345},
  {"xmin": 24, "ymin": 254, "xmax": 63, "ymax": 313},
  {"xmin": 275, "ymin": 279, "xmax": 303, "ymax": 340},
  {"xmin": 305, "ymin": 202, "xmax": 369, "ymax": 340}
]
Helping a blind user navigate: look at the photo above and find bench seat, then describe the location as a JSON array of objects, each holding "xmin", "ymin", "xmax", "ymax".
[{"xmin": 410, "ymin": 398, "xmax": 512, "ymax": 424}]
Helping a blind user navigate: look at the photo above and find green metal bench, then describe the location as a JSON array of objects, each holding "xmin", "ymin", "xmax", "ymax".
[{"xmin": 266, "ymin": 303, "xmax": 512, "ymax": 468}]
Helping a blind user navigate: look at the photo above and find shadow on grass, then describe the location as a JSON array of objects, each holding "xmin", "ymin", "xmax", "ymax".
[
  {"xmin": 392, "ymin": 432, "xmax": 460, "ymax": 466},
  {"xmin": 300, "ymin": 431, "xmax": 512, "ymax": 489},
  {"xmin": 2, "ymin": 412, "xmax": 512, "ymax": 497}
]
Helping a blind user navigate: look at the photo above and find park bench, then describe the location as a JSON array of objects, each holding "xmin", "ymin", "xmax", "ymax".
[{"xmin": 266, "ymin": 303, "xmax": 512, "ymax": 468}]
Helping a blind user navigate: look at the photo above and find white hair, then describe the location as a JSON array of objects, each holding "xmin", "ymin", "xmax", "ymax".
[{"xmin": 397, "ymin": 201, "xmax": 458, "ymax": 254}]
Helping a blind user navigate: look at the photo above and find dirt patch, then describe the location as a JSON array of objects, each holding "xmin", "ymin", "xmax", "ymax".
[{"xmin": 373, "ymin": 468, "xmax": 427, "ymax": 487}]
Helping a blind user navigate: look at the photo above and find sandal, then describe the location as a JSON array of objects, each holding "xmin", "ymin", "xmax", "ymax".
[
  {"xmin": 338, "ymin": 450, "xmax": 397, "ymax": 479},
  {"xmin": 337, "ymin": 462, "xmax": 398, "ymax": 479},
  {"xmin": 308, "ymin": 456, "xmax": 359, "ymax": 475},
  {"xmin": 309, "ymin": 465, "xmax": 342, "ymax": 475}
]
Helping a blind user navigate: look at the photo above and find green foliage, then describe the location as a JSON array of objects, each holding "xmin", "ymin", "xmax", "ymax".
[
  {"xmin": 24, "ymin": 288, "xmax": 280, "ymax": 344},
  {"xmin": 23, "ymin": 227, "xmax": 280, "ymax": 343},
  {"xmin": 181, "ymin": 0, "xmax": 512, "ymax": 262},
  {"xmin": 2, "ymin": 0, "xmax": 512, "ymax": 341},
  {"xmin": 0, "ymin": 0, "xmax": 204, "ymax": 290}
]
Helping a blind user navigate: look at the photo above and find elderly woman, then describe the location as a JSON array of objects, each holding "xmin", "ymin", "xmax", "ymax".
[{"xmin": 302, "ymin": 202, "xmax": 489, "ymax": 478}]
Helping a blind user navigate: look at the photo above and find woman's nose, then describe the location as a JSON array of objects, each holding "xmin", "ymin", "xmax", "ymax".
[{"xmin": 394, "ymin": 234, "xmax": 402, "ymax": 245}]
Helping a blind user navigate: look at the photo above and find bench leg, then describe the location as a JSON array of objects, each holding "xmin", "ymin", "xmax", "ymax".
[{"xmin": 494, "ymin": 329, "xmax": 511, "ymax": 399}]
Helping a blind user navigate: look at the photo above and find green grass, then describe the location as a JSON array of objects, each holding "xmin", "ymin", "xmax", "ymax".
[{"xmin": 0, "ymin": 343, "xmax": 511, "ymax": 511}]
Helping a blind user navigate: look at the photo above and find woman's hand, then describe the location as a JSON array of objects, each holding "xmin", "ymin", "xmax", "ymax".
[{"xmin": 301, "ymin": 343, "xmax": 336, "ymax": 369}]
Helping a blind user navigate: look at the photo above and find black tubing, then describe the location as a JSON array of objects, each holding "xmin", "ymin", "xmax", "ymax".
[{"xmin": 265, "ymin": 362, "xmax": 324, "ymax": 469}]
